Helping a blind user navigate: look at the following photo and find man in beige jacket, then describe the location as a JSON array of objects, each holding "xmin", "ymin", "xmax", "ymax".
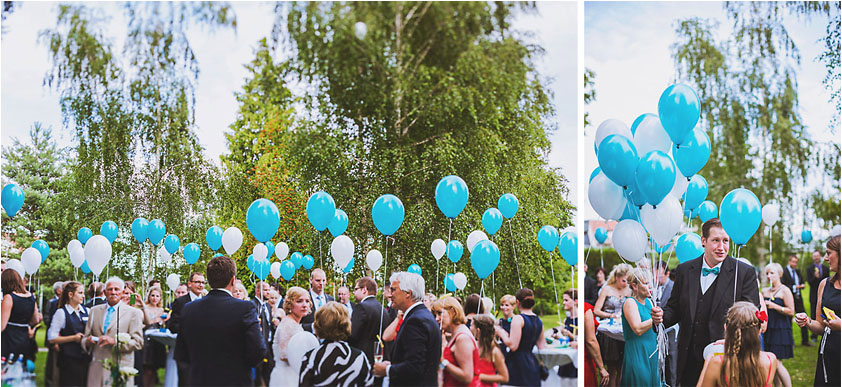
[{"xmin": 82, "ymin": 276, "xmax": 144, "ymax": 387}]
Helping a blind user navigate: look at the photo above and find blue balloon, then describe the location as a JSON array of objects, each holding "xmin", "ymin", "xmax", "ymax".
[
  {"xmin": 1, "ymin": 183, "xmax": 25, "ymax": 217},
  {"xmin": 247, "ymin": 198, "xmax": 281, "ymax": 242},
  {"xmin": 290, "ymin": 252, "xmax": 304, "ymax": 270},
  {"xmin": 80, "ymin": 260, "xmax": 91, "ymax": 274},
  {"xmin": 597, "ymin": 134, "xmax": 639, "ymax": 188},
  {"xmin": 213, "ymin": 253, "xmax": 224, "ymax": 258},
  {"xmin": 77, "ymin": 228, "xmax": 93, "ymax": 245},
  {"xmin": 33, "ymin": 240, "xmax": 49, "ymax": 262},
  {"xmin": 206, "ymin": 226, "xmax": 223, "ymax": 251},
  {"xmin": 558, "ymin": 232, "xmax": 578, "ymax": 266},
  {"xmin": 100, "ymin": 221, "xmax": 118, "ymax": 244},
  {"xmin": 302, "ymin": 254, "xmax": 315, "ymax": 270},
  {"xmin": 256, "ymin": 258, "xmax": 271, "ymax": 280},
  {"xmin": 306, "ymin": 191, "xmax": 336, "ymax": 232},
  {"xmin": 594, "ymin": 228, "xmax": 608, "ymax": 244},
  {"xmin": 676, "ymin": 232, "xmax": 704, "ymax": 263},
  {"xmin": 801, "ymin": 230, "xmax": 813, "ymax": 244},
  {"xmin": 444, "ymin": 273, "xmax": 457, "ymax": 292},
  {"xmin": 183, "ymin": 243, "xmax": 201, "ymax": 265},
  {"xmin": 620, "ymin": 204, "xmax": 641, "ymax": 221},
  {"xmin": 131, "ymin": 218, "xmax": 149, "ymax": 244},
  {"xmin": 673, "ymin": 128, "xmax": 711, "ymax": 178},
  {"xmin": 435, "ymin": 176, "xmax": 469, "ymax": 219},
  {"xmin": 683, "ymin": 206, "xmax": 701, "ymax": 220},
  {"xmin": 719, "ymin": 188, "xmax": 762, "ymax": 246},
  {"xmin": 372, "ymin": 194, "xmax": 405, "ymax": 236},
  {"xmin": 343, "ymin": 258, "xmax": 355, "ymax": 274},
  {"xmin": 482, "ymin": 208, "xmax": 504, "ymax": 236},
  {"xmin": 658, "ymin": 84, "xmax": 700, "ymax": 145},
  {"xmin": 589, "ymin": 167, "xmax": 602, "ymax": 183},
  {"xmin": 497, "ymin": 194, "xmax": 519, "ymax": 219},
  {"xmin": 164, "ymin": 234, "xmax": 180, "ymax": 254},
  {"xmin": 447, "ymin": 240, "xmax": 464, "ymax": 263},
  {"xmin": 537, "ymin": 225, "xmax": 559, "ymax": 252},
  {"xmin": 630, "ymin": 113, "xmax": 658, "ymax": 136},
  {"xmin": 471, "ymin": 240, "xmax": 500, "ymax": 279},
  {"xmin": 328, "ymin": 209, "xmax": 349, "ymax": 237},
  {"xmin": 408, "ymin": 264, "xmax": 422, "ymax": 275},
  {"xmin": 684, "ymin": 175, "xmax": 708, "ymax": 210},
  {"xmin": 247, "ymin": 255, "xmax": 256, "ymax": 272},
  {"xmin": 650, "ymin": 239, "xmax": 671, "ymax": 254},
  {"xmin": 697, "ymin": 201, "xmax": 718, "ymax": 223},
  {"xmin": 280, "ymin": 260, "xmax": 296, "ymax": 281},
  {"xmin": 624, "ymin": 178, "xmax": 647, "ymax": 208},
  {"xmin": 635, "ymin": 150, "xmax": 676, "ymax": 206},
  {"xmin": 148, "ymin": 220, "xmax": 166, "ymax": 246},
  {"xmin": 265, "ymin": 241, "xmax": 275, "ymax": 258}
]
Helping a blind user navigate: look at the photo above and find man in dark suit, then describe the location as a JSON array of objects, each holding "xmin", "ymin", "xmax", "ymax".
[
  {"xmin": 85, "ymin": 282, "xmax": 106, "ymax": 308},
  {"xmin": 250, "ymin": 281, "xmax": 274, "ymax": 386},
  {"xmin": 175, "ymin": 256, "xmax": 264, "ymax": 386},
  {"xmin": 301, "ymin": 269, "xmax": 334, "ymax": 332},
  {"xmin": 349, "ymin": 277, "xmax": 392, "ymax": 364},
  {"xmin": 169, "ymin": 272, "xmax": 205, "ymax": 386},
  {"xmin": 782, "ymin": 254, "xmax": 811, "ymax": 346},
  {"xmin": 373, "ymin": 272, "xmax": 441, "ymax": 386},
  {"xmin": 652, "ymin": 218, "xmax": 761, "ymax": 387},
  {"xmin": 807, "ymin": 249, "xmax": 830, "ymax": 342},
  {"xmin": 44, "ymin": 281, "xmax": 64, "ymax": 387},
  {"xmin": 583, "ymin": 264, "xmax": 598, "ymax": 305}
]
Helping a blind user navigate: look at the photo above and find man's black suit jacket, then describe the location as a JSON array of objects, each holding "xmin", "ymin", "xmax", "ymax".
[
  {"xmin": 584, "ymin": 275, "xmax": 598, "ymax": 305},
  {"xmin": 349, "ymin": 296, "xmax": 392, "ymax": 363},
  {"xmin": 84, "ymin": 296, "xmax": 106, "ymax": 309},
  {"xmin": 781, "ymin": 265, "xmax": 805, "ymax": 299},
  {"xmin": 388, "ymin": 303, "xmax": 441, "ymax": 386},
  {"xmin": 174, "ymin": 289, "xmax": 265, "ymax": 386},
  {"xmin": 662, "ymin": 255, "xmax": 760, "ymax": 385},
  {"xmin": 300, "ymin": 290, "xmax": 334, "ymax": 332},
  {"xmin": 168, "ymin": 293, "xmax": 193, "ymax": 334}
]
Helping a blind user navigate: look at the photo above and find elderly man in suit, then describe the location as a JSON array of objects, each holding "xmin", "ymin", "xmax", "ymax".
[
  {"xmin": 373, "ymin": 272, "xmax": 441, "ymax": 386},
  {"xmin": 82, "ymin": 277, "xmax": 144, "ymax": 387},
  {"xmin": 349, "ymin": 277, "xmax": 392, "ymax": 364},
  {"xmin": 652, "ymin": 218, "xmax": 761, "ymax": 387},
  {"xmin": 175, "ymin": 256, "xmax": 265, "ymax": 386}
]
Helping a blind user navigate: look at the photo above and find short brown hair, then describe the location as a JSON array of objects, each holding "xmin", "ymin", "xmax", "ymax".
[
  {"xmin": 515, "ymin": 288, "xmax": 535, "ymax": 309},
  {"xmin": 464, "ymin": 293, "xmax": 484, "ymax": 315},
  {"xmin": 313, "ymin": 301, "xmax": 351, "ymax": 341},
  {"xmin": 206, "ymin": 256, "xmax": 236, "ymax": 288},
  {"xmin": 702, "ymin": 218, "xmax": 723, "ymax": 239},
  {"xmin": 1, "ymin": 269, "xmax": 25, "ymax": 294},
  {"xmin": 441, "ymin": 296, "xmax": 467, "ymax": 326},
  {"xmin": 189, "ymin": 272, "xmax": 204, "ymax": 283},
  {"xmin": 563, "ymin": 288, "xmax": 577, "ymax": 300},
  {"xmin": 356, "ymin": 277, "xmax": 377, "ymax": 294}
]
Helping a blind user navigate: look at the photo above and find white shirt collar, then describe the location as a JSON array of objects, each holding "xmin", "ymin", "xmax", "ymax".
[
  {"xmin": 64, "ymin": 304, "xmax": 82, "ymax": 314},
  {"xmin": 107, "ymin": 301, "xmax": 123, "ymax": 309},
  {"xmin": 213, "ymin": 288, "xmax": 232, "ymax": 297},
  {"xmin": 702, "ymin": 259, "xmax": 723, "ymax": 270},
  {"xmin": 404, "ymin": 301, "xmax": 424, "ymax": 316},
  {"xmin": 189, "ymin": 291, "xmax": 202, "ymax": 301},
  {"xmin": 310, "ymin": 289, "xmax": 324, "ymax": 299}
]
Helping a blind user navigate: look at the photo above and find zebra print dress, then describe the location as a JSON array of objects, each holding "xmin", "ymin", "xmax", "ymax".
[{"xmin": 299, "ymin": 340, "xmax": 374, "ymax": 387}]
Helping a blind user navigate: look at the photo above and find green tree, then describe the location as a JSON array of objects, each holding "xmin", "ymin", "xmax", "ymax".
[{"xmin": 584, "ymin": 68, "xmax": 596, "ymax": 128}]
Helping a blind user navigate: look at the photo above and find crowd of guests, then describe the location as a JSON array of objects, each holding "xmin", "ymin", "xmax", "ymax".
[{"xmin": 582, "ymin": 218, "xmax": 840, "ymax": 387}]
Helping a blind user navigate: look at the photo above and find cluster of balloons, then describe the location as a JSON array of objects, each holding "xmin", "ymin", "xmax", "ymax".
[
  {"xmin": 443, "ymin": 272, "xmax": 468, "ymax": 292},
  {"xmin": 537, "ymin": 225, "xmax": 578, "ymax": 266}
]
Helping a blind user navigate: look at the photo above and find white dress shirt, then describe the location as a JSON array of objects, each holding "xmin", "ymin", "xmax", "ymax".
[
  {"xmin": 101, "ymin": 301, "xmax": 123, "ymax": 328},
  {"xmin": 343, "ymin": 301, "xmax": 354, "ymax": 317},
  {"xmin": 189, "ymin": 291, "xmax": 201, "ymax": 301},
  {"xmin": 310, "ymin": 289, "xmax": 326, "ymax": 311},
  {"xmin": 787, "ymin": 266, "xmax": 801, "ymax": 294},
  {"xmin": 47, "ymin": 304, "xmax": 88, "ymax": 341},
  {"xmin": 700, "ymin": 260, "xmax": 723, "ymax": 295}
]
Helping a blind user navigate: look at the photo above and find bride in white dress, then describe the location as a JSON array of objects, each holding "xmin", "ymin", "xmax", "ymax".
[{"xmin": 269, "ymin": 286, "xmax": 311, "ymax": 386}]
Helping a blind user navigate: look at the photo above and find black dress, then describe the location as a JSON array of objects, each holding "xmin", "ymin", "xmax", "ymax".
[
  {"xmin": 762, "ymin": 291, "xmax": 793, "ymax": 359},
  {"xmin": 1, "ymin": 293, "xmax": 35, "ymax": 362},
  {"xmin": 559, "ymin": 316, "xmax": 578, "ymax": 377},
  {"xmin": 815, "ymin": 280, "xmax": 840, "ymax": 386}
]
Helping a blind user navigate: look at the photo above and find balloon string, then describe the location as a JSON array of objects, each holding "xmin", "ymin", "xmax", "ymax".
[
  {"xmin": 478, "ymin": 280, "xmax": 484, "ymax": 315},
  {"xmin": 378, "ymin": 234, "xmax": 387, "ymax": 344},
  {"xmin": 508, "ymin": 221, "xmax": 523, "ymax": 289},
  {"xmin": 769, "ymin": 226, "xmax": 773, "ymax": 265},
  {"xmin": 548, "ymin": 251, "xmax": 562, "ymax": 325},
  {"xmin": 734, "ymin": 245, "xmax": 742, "ymax": 303},
  {"xmin": 600, "ymin": 245, "xmax": 604, "ymax": 269}
]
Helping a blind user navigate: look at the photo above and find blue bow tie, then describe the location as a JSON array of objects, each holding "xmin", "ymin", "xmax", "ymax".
[{"xmin": 702, "ymin": 267, "xmax": 720, "ymax": 276}]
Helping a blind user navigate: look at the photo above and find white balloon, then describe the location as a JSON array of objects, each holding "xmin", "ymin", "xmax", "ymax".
[
  {"xmin": 84, "ymin": 235, "xmax": 112, "ymax": 276},
  {"xmin": 354, "ymin": 22, "xmax": 368, "ymax": 40},
  {"xmin": 330, "ymin": 235, "xmax": 355, "ymax": 269},
  {"xmin": 831, "ymin": 225, "xmax": 841, "ymax": 238},
  {"xmin": 453, "ymin": 272, "xmax": 468, "ymax": 290},
  {"xmin": 68, "ymin": 239, "xmax": 83, "ymax": 255},
  {"xmin": 271, "ymin": 262, "xmax": 282, "ymax": 279},
  {"xmin": 761, "ymin": 203, "xmax": 780, "ymax": 227},
  {"xmin": 21, "ymin": 247, "xmax": 41, "ymax": 275},
  {"xmin": 431, "ymin": 239, "xmax": 446, "ymax": 261},
  {"xmin": 594, "ymin": 119, "xmax": 632, "ymax": 152},
  {"xmin": 69, "ymin": 245, "xmax": 85, "ymax": 268},
  {"xmin": 588, "ymin": 173, "xmax": 627, "ymax": 220},
  {"xmin": 670, "ymin": 172, "xmax": 689, "ymax": 199},
  {"xmin": 157, "ymin": 246, "xmax": 172, "ymax": 265},
  {"xmin": 467, "ymin": 230, "xmax": 489, "ymax": 253},
  {"xmin": 222, "ymin": 227, "xmax": 243, "ymax": 256},
  {"xmin": 275, "ymin": 242, "xmax": 290, "ymax": 260},
  {"xmin": 640, "ymin": 195, "xmax": 683, "ymax": 247},
  {"xmin": 632, "ymin": 115, "xmax": 672, "ymax": 156},
  {"xmin": 613, "ymin": 219, "xmax": 648, "ymax": 263},
  {"xmin": 5, "ymin": 259, "xmax": 25, "ymax": 278},
  {"xmin": 166, "ymin": 273, "xmax": 180, "ymax": 291},
  {"xmin": 287, "ymin": 331, "xmax": 320, "ymax": 372},
  {"xmin": 366, "ymin": 250, "xmax": 383, "ymax": 272},
  {"xmin": 253, "ymin": 243, "xmax": 268, "ymax": 261}
]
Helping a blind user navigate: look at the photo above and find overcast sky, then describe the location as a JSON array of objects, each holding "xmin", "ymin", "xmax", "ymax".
[{"xmin": 1, "ymin": 1, "xmax": 578, "ymax": 206}]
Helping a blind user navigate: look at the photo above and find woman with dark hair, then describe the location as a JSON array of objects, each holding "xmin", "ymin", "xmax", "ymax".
[
  {"xmin": 1, "ymin": 269, "xmax": 41, "ymax": 362},
  {"xmin": 471, "ymin": 314, "xmax": 508, "ymax": 386},
  {"xmin": 796, "ymin": 235, "xmax": 840, "ymax": 386},
  {"xmin": 494, "ymin": 288, "xmax": 545, "ymax": 386},
  {"xmin": 46, "ymin": 281, "xmax": 90, "ymax": 386},
  {"xmin": 464, "ymin": 293, "xmax": 484, "ymax": 328}
]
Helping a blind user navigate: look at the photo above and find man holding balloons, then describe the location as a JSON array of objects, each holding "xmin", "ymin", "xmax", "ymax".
[{"xmin": 651, "ymin": 218, "xmax": 761, "ymax": 387}]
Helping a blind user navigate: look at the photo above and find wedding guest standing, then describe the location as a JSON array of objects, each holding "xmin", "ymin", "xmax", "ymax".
[
  {"xmin": 337, "ymin": 286, "xmax": 354, "ymax": 317},
  {"xmin": 557, "ymin": 289, "xmax": 578, "ymax": 379},
  {"xmin": 1, "ymin": 269, "xmax": 41, "ymax": 362},
  {"xmin": 349, "ymin": 277, "xmax": 391, "ymax": 364},
  {"xmin": 761, "ymin": 263, "xmax": 794, "ymax": 387},
  {"xmin": 44, "ymin": 281, "xmax": 64, "ymax": 387},
  {"xmin": 302, "ymin": 269, "xmax": 334, "ymax": 332},
  {"xmin": 495, "ymin": 288, "xmax": 545, "ymax": 387},
  {"xmin": 440, "ymin": 296, "xmax": 479, "ymax": 386},
  {"xmin": 592, "ymin": 263, "xmax": 631, "ymax": 387},
  {"xmin": 583, "ymin": 301, "xmax": 609, "ymax": 386},
  {"xmin": 170, "ymin": 272, "xmax": 204, "ymax": 386},
  {"xmin": 269, "ymin": 286, "xmax": 310, "ymax": 386},
  {"xmin": 47, "ymin": 281, "xmax": 90, "ymax": 386},
  {"xmin": 142, "ymin": 286, "xmax": 169, "ymax": 387},
  {"xmin": 807, "ymin": 249, "xmax": 830, "ymax": 343},
  {"xmin": 471, "ymin": 314, "xmax": 508, "ymax": 386},
  {"xmin": 299, "ymin": 302, "xmax": 373, "ymax": 386},
  {"xmin": 782, "ymin": 254, "xmax": 811, "ymax": 346},
  {"xmin": 795, "ymin": 235, "xmax": 840, "ymax": 387},
  {"xmin": 620, "ymin": 268, "xmax": 658, "ymax": 386},
  {"xmin": 85, "ymin": 282, "xmax": 105, "ymax": 308}
]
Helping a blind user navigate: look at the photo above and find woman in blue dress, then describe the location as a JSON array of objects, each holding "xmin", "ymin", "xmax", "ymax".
[
  {"xmin": 762, "ymin": 262, "xmax": 794, "ymax": 387},
  {"xmin": 495, "ymin": 288, "xmax": 546, "ymax": 386},
  {"xmin": 620, "ymin": 268, "xmax": 658, "ymax": 386}
]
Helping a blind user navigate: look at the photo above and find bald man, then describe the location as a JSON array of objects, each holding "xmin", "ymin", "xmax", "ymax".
[{"xmin": 300, "ymin": 268, "xmax": 335, "ymax": 332}]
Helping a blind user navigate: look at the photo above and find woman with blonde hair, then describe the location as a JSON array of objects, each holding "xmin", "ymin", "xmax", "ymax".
[
  {"xmin": 142, "ymin": 286, "xmax": 169, "ymax": 386},
  {"xmin": 697, "ymin": 302, "xmax": 777, "ymax": 387},
  {"xmin": 592, "ymin": 263, "xmax": 631, "ymax": 387},
  {"xmin": 620, "ymin": 268, "xmax": 658, "ymax": 385},
  {"xmin": 269, "ymin": 286, "xmax": 311, "ymax": 386},
  {"xmin": 440, "ymin": 296, "xmax": 480, "ymax": 386},
  {"xmin": 761, "ymin": 263, "xmax": 793, "ymax": 387},
  {"xmin": 300, "ymin": 302, "xmax": 372, "ymax": 386}
]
